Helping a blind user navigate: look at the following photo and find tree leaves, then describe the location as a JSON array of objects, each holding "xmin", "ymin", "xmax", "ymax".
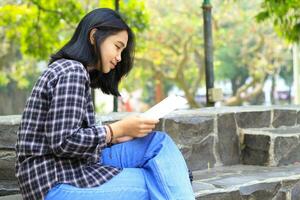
[
  {"xmin": 0, "ymin": 0, "xmax": 149, "ymax": 89},
  {"xmin": 256, "ymin": 0, "xmax": 300, "ymax": 43}
]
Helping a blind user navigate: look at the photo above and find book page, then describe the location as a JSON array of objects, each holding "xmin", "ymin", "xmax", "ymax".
[{"xmin": 140, "ymin": 95, "xmax": 187, "ymax": 119}]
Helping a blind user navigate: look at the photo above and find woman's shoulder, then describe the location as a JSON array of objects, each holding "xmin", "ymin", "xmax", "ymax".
[
  {"xmin": 47, "ymin": 59, "xmax": 89, "ymax": 81},
  {"xmin": 49, "ymin": 59, "xmax": 86, "ymax": 73}
]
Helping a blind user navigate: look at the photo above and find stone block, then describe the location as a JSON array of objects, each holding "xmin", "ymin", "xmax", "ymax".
[
  {"xmin": 241, "ymin": 127, "xmax": 300, "ymax": 166},
  {"xmin": 194, "ymin": 164, "xmax": 300, "ymax": 200},
  {"xmin": 291, "ymin": 180, "xmax": 300, "ymax": 200},
  {"xmin": 273, "ymin": 190, "xmax": 288, "ymax": 200},
  {"xmin": 242, "ymin": 134, "xmax": 270, "ymax": 165},
  {"xmin": 272, "ymin": 109, "xmax": 297, "ymax": 128},
  {"xmin": 274, "ymin": 136, "xmax": 300, "ymax": 165},
  {"xmin": 0, "ymin": 194, "xmax": 22, "ymax": 200},
  {"xmin": 217, "ymin": 113, "xmax": 239, "ymax": 165},
  {"xmin": 240, "ymin": 182, "xmax": 281, "ymax": 199},
  {"xmin": 0, "ymin": 124, "xmax": 18, "ymax": 149},
  {"xmin": 243, "ymin": 134, "xmax": 270, "ymax": 151},
  {"xmin": 0, "ymin": 151, "xmax": 16, "ymax": 181},
  {"xmin": 276, "ymin": 180, "xmax": 300, "ymax": 200},
  {"xmin": 296, "ymin": 111, "xmax": 300, "ymax": 125},
  {"xmin": 197, "ymin": 191, "xmax": 241, "ymax": 200},
  {"xmin": 163, "ymin": 116, "xmax": 214, "ymax": 144},
  {"xmin": 192, "ymin": 182, "xmax": 216, "ymax": 192},
  {"xmin": 163, "ymin": 115, "xmax": 215, "ymax": 170},
  {"xmin": 0, "ymin": 181, "xmax": 19, "ymax": 196},
  {"xmin": 235, "ymin": 111, "xmax": 271, "ymax": 128},
  {"xmin": 189, "ymin": 136, "xmax": 216, "ymax": 171}
]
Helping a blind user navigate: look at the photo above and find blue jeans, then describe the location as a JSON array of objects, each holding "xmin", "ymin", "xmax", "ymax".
[{"xmin": 45, "ymin": 131, "xmax": 195, "ymax": 200}]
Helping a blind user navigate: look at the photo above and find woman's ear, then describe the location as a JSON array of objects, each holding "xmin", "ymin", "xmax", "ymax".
[{"xmin": 89, "ymin": 28, "xmax": 97, "ymax": 45}]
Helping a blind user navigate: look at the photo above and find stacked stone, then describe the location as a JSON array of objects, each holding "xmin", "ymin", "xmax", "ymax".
[
  {"xmin": 0, "ymin": 115, "xmax": 21, "ymax": 198},
  {"xmin": 1, "ymin": 106, "xmax": 300, "ymax": 199},
  {"xmin": 98, "ymin": 106, "xmax": 300, "ymax": 199}
]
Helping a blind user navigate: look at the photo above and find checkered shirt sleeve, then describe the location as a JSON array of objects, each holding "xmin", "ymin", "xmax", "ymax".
[{"xmin": 45, "ymin": 68, "xmax": 106, "ymax": 158}]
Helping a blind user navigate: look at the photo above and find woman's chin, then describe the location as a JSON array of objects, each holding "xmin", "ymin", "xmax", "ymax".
[
  {"xmin": 102, "ymin": 66, "xmax": 112, "ymax": 74},
  {"xmin": 103, "ymin": 69, "xmax": 111, "ymax": 74}
]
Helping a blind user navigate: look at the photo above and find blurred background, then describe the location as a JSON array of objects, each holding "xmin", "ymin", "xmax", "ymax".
[{"xmin": 0, "ymin": 0, "xmax": 299, "ymax": 115}]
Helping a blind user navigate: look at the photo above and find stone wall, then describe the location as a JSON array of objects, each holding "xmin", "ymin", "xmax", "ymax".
[
  {"xmin": 97, "ymin": 106, "xmax": 300, "ymax": 171},
  {"xmin": 1, "ymin": 106, "xmax": 300, "ymax": 198},
  {"xmin": 0, "ymin": 115, "xmax": 19, "ymax": 182}
]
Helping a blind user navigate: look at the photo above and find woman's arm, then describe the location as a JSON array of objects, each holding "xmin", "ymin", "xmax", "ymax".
[
  {"xmin": 106, "ymin": 115, "xmax": 159, "ymax": 144},
  {"xmin": 45, "ymin": 69, "xmax": 107, "ymax": 158}
]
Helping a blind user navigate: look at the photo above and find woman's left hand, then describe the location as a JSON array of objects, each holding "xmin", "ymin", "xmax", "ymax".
[{"xmin": 112, "ymin": 136, "xmax": 134, "ymax": 144}]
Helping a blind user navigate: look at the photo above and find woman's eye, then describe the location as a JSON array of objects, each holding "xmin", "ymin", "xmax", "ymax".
[{"xmin": 115, "ymin": 45, "xmax": 121, "ymax": 49}]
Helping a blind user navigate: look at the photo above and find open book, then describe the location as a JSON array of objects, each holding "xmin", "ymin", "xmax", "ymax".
[{"xmin": 140, "ymin": 95, "xmax": 188, "ymax": 119}]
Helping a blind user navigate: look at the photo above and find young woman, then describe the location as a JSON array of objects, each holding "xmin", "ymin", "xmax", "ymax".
[{"xmin": 15, "ymin": 8, "xmax": 194, "ymax": 200}]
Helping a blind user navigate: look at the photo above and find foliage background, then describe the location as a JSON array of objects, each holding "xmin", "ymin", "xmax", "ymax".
[{"xmin": 0, "ymin": 0, "xmax": 298, "ymax": 114}]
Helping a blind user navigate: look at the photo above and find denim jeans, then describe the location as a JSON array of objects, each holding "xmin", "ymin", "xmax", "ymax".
[{"xmin": 45, "ymin": 131, "xmax": 195, "ymax": 200}]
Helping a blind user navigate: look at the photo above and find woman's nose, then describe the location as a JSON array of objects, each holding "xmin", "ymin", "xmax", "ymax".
[{"xmin": 116, "ymin": 54, "xmax": 121, "ymax": 62}]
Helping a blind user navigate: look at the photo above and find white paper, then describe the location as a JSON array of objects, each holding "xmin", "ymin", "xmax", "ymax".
[{"xmin": 140, "ymin": 95, "xmax": 187, "ymax": 119}]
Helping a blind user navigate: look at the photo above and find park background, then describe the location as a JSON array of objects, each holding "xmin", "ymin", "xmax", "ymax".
[{"xmin": 0, "ymin": 0, "xmax": 299, "ymax": 115}]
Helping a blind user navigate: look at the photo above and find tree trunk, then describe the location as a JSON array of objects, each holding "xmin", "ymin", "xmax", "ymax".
[
  {"xmin": 224, "ymin": 80, "xmax": 264, "ymax": 106},
  {"xmin": 154, "ymin": 74, "xmax": 164, "ymax": 103},
  {"xmin": 271, "ymin": 75, "xmax": 276, "ymax": 104},
  {"xmin": 288, "ymin": 85, "xmax": 292, "ymax": 104},
  {"xmin": 176, "ymin": 77, "xmax": 200, "ymax": 108}
]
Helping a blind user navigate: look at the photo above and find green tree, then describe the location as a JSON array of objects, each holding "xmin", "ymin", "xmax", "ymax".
[
  {"xmin": 127, "ymin": 0, "xmax": 291, "ymax": 107},
  {"xmin": 0, "ymin": 0, "xmax": 149, "ymax": 88},
  {"xmin": 256, "ymin": 0, "xmax": 300, "ymax": 43},
  {"xmin": 1, "ymin": 0, "xmax": 295, "ymax": 111},
  {"xmin": 124, "ymin": 0, "xmax": 206, "ymax": 107},
  {"xmin": 213, "ymin": 0, "xmax": 291, "ymax": 105},
  {"xmin": 0, "ymin": 0, "xmax": 149, "ymax": 114}
]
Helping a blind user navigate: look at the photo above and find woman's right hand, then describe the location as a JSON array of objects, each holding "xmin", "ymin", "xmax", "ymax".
[{"xmin": 110, "ymin": 115, "xmax": 159, "ymax": 138}]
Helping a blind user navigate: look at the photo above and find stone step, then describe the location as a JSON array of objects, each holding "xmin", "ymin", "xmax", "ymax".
[
  {"xmin": 0, "ymin": 151, "xmax": 16, "ymax": 182},
  {"xmin": 240, "ymin": 126, "xmax": 300, "ymax": 166},
  {"xmin": 192, "ymin": 164, "xmax": 300, "ymax": 200},
  {"xmin": 0, "ymin": 181, "xmax": 19, "ymax": 197},
  {"xmin": 2, "ymin": 107, "xmax": 299, "ymax": 174},
  {"xmin": 1, "ymin": 164, "xmax": 300, "ymax": 199}
]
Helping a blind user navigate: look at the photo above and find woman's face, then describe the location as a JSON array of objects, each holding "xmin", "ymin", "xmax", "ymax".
[{"xmin": 99, "ymin": 30, "xmax": 128, "ymax": 73}]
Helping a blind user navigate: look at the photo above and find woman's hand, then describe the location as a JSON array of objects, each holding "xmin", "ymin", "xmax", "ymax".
[{"xmin": 110, "ymin": 115, "xmax": 159, "ymax": 139}]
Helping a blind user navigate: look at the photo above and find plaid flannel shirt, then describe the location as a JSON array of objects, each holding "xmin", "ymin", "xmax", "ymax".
[{"xmin": 15, "ymin": 59, "xmax": 121, "ymax": 200}]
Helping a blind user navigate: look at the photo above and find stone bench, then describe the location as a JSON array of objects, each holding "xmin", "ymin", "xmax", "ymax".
[
  {"xmin": 1, "ymin": 106, "xmax": 300, "ymax": 199},
  {"xmin": 193, "ymin": 164, "xmax": 300, "ymax": 199}
]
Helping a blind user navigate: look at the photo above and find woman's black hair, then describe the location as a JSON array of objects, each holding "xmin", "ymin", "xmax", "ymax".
[{"xmin": 49, "ymin": 8, "xmax": 135, "ymax": 96}]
